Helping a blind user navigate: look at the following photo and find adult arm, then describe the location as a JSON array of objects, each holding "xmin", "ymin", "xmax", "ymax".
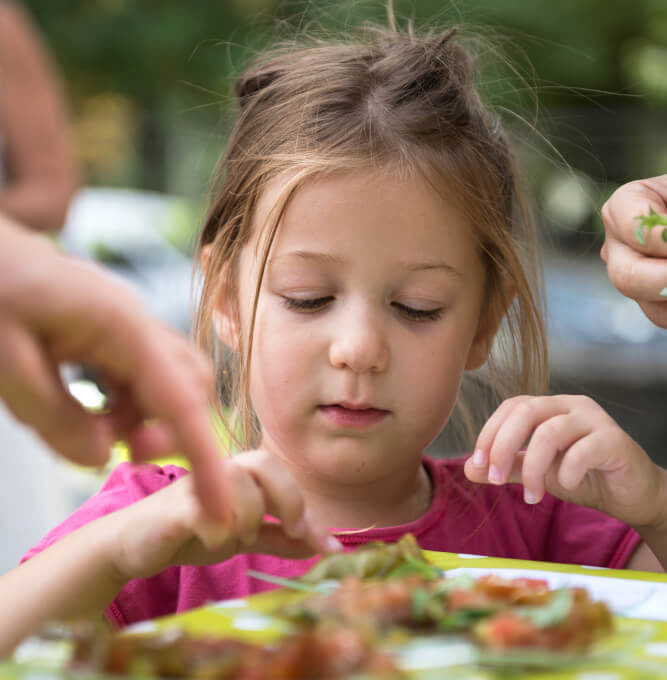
[
  {"xmin": 600, "ymin": 175, "xmax": 667, "ymax": 328},
  {"xmin": 0, "ymin": 1, "xmax": 79, "ymax": 231},
  {"xmin": 0, "ymin": 214, "xmax": 228, "ymax": 522}
]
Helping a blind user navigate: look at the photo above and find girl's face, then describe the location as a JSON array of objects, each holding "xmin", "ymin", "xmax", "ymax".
[{"xmin": 222, "ymin": 168, "xmax": 492, "ymax": 484}]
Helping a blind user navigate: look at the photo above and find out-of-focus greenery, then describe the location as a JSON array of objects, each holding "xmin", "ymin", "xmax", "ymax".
[{"xmin": 23, "ymin": 0, "xmax": 667, "ymax": 249}]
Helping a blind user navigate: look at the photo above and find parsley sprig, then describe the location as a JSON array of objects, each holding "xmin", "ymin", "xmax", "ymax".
[
  {"xmin": 635, "ymin": 207, "xmax": 667, "ymax": 245},
  {"xmin": 634, "ymin": 208, "xmax": 667, "ymax": 298}
]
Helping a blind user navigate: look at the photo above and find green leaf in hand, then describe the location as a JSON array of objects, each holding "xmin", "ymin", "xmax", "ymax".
[{"xmin": 635, "ymin": 207, "xmax": 667, "ymax": 245}]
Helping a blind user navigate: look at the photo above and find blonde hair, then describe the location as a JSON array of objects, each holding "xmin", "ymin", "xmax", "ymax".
[{"xmin": 195, "ymin": 16, "xmax": 548, "ymax": 452}]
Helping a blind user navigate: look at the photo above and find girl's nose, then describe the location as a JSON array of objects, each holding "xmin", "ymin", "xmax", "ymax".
[{"xmin": 328, "ymin": 310, "xmax": 389, "ymax": 373}]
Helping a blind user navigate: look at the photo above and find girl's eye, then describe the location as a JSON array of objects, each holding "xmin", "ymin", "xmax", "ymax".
[
  {"xmin": 281, "ymin": 296, "xmax": 333, "ymax": 312},
  {"xmin": 392, "ymin": 302, "xmax": 444, "ymax": 322}
]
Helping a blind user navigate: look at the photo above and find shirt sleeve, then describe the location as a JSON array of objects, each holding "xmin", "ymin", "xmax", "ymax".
[
  {"xmin": 21, "ymin": 462, "xmax": 189, "ymax": 564},
  {"xmin": 544, "ymin": 495, "xmax": 641, "ymax": 569},
  {"xmin": 20, "ymin": 462, "xmax": 189, "ymax": 628}
]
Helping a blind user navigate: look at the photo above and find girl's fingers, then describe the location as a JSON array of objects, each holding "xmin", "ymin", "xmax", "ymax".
[
  {"xmin": 521, "ymin": 413, "xmax": 588, "ymax": 503},
  {"xmin": 224, "ymin": 462, "xmax": 267, "ymax": 547},
  {"xmin": 233, "ymin": 450, "xmax": 306, "ymax": 540},
  {"xmin": 234, "ymin": 451, "xmax": 342, "ymax": 555},
  {"xmin": 556, "ymin": 429, "xmax": 620, "ymax": 492},
  {"xmin": 471, "ymin": 396, "xmax": 531, "ymax": 469},
  {"xmin": 484, "ymin": 397, "xmax": 570, "ymax": 484},
  {"xmin": 249, "ymin": 522, "xmax": 325, "ymax": 560},
  {"xmin": 466, "ymin": 395, "xmax": 605, "ymax": 504},
  {"xmin": 186, "ymin": 449, "xmax": 343, "ymax": 558}
]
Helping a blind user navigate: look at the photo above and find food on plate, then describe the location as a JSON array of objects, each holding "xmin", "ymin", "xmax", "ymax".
[
  {"xmin": 281, "ymin": 571, "xmax": 612, "ymax": 652},
  {"xmin": 67, "ymin": 625, "xmax": 401, "ymax": 679},
  {"xmin": 19, "ymin": 534, "xmax": 616, "ymax": 677}
]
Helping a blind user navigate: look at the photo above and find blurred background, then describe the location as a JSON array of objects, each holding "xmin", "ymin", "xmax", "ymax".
[{"xmin": 1, "ymin": 0, "xmax": 666, "ymax": 571}]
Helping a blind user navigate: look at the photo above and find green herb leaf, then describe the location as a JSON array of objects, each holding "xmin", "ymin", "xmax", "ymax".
[
  {"xmin": 246, "ymin": 569, "xmax": 337, "ymax": 594},
  {"xmin": 432, "ymin": 573, "xmax": 476, "ymax": 596},
  {"xmin": 634, "ymin": 208, "xmax": 667, "ymax": 245},
  {"xmin": 436, "ymin": 607, "xmax": 498, "ymax": 632},
  {"xmin": 411, "ymin": 588, "xmax": 431, "ymax": 622},
  {"xmin": 636, "ymin": 223, "xmax": 647, "ymax": 246}
]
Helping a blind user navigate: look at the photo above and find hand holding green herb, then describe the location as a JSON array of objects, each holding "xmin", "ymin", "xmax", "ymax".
[{"xmin": 600, "ymin": 175, "xmax": 667, "ymax": 328}]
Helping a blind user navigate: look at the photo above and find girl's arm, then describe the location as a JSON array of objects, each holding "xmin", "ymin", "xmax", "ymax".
[
  {"xmin": 464, "ymin": 394, "xmax": 667, "ymax": 571},
  {"xmin": 0, "ymin": 511, "xmax": 128, "ymax": 657},
  {"xmin": 0, "ymin": 450, "xmax": 339, "ymax": 658}
]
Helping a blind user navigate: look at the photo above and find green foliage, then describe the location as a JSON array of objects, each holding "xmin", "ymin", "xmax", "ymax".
[{"xmin": 19, "ymin": 0, "xmax": 667, "ymax": 199}]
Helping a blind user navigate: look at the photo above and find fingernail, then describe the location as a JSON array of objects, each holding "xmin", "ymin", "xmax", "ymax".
[
  {"xmin": 472, "ymin": 449, "xmax": 486, "ymax": 467},
  {"xmin": 488, "ymin": 465, "xmax": 503, "ymax": 485},
  {"xmin": 323, "ymin": 535, "xmax": 343, "ymax": 553},
  {"xmin": 524, "ymin": 489, "xmax": 538, "ymax": 504}
]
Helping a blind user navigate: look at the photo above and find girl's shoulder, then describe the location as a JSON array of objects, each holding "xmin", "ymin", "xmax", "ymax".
[
  {"xmin": 100, "ymin": 461, "xmax": 190, "ymax": 503},
  {"xmin": 21, "ymin": 462, "xmax": 189, "ymax": 566}
]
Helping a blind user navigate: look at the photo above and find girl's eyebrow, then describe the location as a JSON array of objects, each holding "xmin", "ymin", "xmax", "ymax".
[
  {"xmin": 270, "ymin": 251, "xmax": 343, "ymax": 266},
  {"xmin": 402, "ymin": 261, "xmax": 463, "ymax": 278},
  {"xmin": 270, "ymin": 251, "xmax": 462, "ymax": 277}
]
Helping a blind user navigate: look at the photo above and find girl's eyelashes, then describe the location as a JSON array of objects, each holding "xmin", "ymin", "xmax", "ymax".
[
  {"xmin": 392, "ymin": 302, "xmax": 444, "ymax": 322},
  {"xmin": 280, "ymin": 296, "xmax": 444, "ymax": 321},
  {"xmin": 281, "ymin": 296, "xmax": 333, "ymax": 312}
]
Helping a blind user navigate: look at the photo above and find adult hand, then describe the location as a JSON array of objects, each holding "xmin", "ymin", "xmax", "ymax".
[
  {"xmin": 600, "ymin": 175, "xmax": 667, "ymax": 328},
  {"xmin": 0, "ymin": 215, "xmax": 229, "ymax": 522}
]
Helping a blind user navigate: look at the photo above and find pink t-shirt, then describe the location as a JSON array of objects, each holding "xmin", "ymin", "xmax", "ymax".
[{"xmin": 23, "ymin": 457, "xmax": 640, "ymax": 628}]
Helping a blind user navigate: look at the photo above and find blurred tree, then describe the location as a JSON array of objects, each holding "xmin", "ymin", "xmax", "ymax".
[
  {"xmin": 21, "ymin": 0, "xmax": 666, "ymax": 208},
  {"xmin": 22, "ymin": 0, "xmax": 276, "ymax": 189}
]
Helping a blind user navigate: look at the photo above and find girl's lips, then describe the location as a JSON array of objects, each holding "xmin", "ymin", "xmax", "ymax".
[{"xmin": 318, "ymin": 404, "xmax": 389, "ymax": 428}]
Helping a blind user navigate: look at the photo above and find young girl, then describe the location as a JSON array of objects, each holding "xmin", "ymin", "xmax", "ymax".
[{"xmin": 4, "ymin": 16, "xmax": 667, "ymax": 656}]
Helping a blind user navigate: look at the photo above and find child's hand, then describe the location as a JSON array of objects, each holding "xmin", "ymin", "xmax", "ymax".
[
  {"xmin": 464, "ymin": 395, "xmax": 667, "ymax": 530},
  {"xmin": 109, "ymin": 450, "xmax": 342, "ymax": 582}
]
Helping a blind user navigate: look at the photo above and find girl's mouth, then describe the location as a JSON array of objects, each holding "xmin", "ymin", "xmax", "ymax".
[{"xmin": 318, "ymin": 404, "xmax": 390, "ymax": 429}]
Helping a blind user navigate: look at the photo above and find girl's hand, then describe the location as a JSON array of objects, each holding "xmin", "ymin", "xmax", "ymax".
[
  {"xmin": 464, "ymin": 395, "xmax": 667, "ymax": 531},
  {"xmin": 109, "ymin": 450, "xmax": 341, "ymax": 582}
]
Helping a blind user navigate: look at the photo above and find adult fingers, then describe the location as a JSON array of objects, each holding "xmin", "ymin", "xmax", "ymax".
[
  {"xmin": 637, "ymin": 300, "xmax": 667, "ymax": 329},
  {"xmin": 122, "ymin": 327, "xmax": 230, "ymax": 523},
  {"xmin": 124, "ymin": 421, "xmax": 177, "ymax": 461},
  {"xmin": 603, "ymin": 238, "xmax": 667, "ymax": 304},
  {"xmin": 601, "ymin": 175, "xmax": 667, "ymax": 256},
  {"xmin": 0, "ymin": 322, "xmax": 112, "ymax": 465}
]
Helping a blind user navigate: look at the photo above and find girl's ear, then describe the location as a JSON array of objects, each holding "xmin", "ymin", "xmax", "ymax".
[
  {"xmin": 465, "ymin": 285, "xmax": 515, "ymax": 370},
  {"xmin": 212, "ymin": 308, "xmax": 239, "ymax": 350},
  {"xmin": 201, "ymin": 245, "xmax": 240, "ymax": 350}
]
